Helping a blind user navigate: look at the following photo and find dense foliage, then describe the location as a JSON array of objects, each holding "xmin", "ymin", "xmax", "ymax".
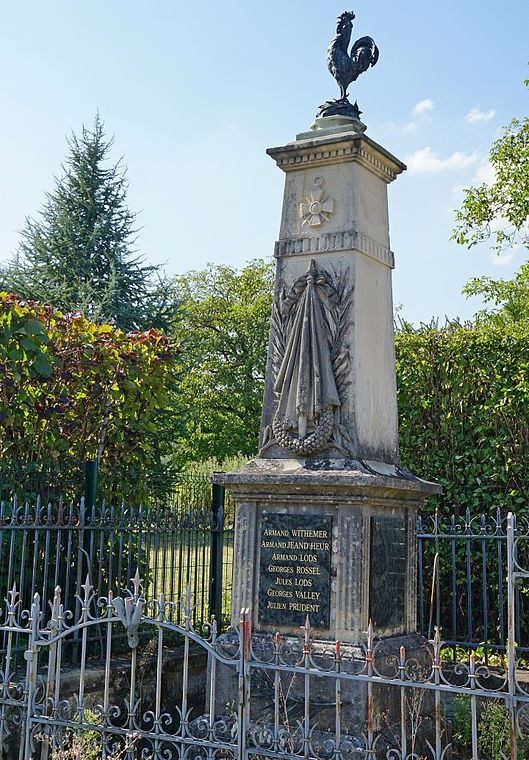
[
  {"xmin": 170, "ymin": 259, "xmax": 274, "ymax": 465},
  {"xmin": 0, "ymin": 115, "xmax": 173, "ymax": 331},
  {"xmin": 396, "ymin": 320, "xmax": 529, "ymax": 515},
  {"xmin": 0, "ymin": 292, "xmax": 178, "ymax": 499}
]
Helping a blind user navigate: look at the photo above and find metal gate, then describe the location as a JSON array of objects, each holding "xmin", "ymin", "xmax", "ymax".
[
  {"xmin": 1, "ymin": 513, "xmax": 529, "ymax": 759},
  {"xmin": 0, "ymin": 575, "xmax": 242, "ymax": 759}
]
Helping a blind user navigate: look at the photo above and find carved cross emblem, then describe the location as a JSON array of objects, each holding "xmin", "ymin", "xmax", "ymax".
[{"xmin": 300, "ymin": 176, "xmax": 334, "ymax": 227}]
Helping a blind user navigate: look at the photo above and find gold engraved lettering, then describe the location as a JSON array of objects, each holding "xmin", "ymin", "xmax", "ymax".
[
  {"xmin": 298, "ymin": 554, "xmax": 317, "ymax": 563},
  {"xmin": 267, "ymin": 588, "xmax": 293, "ymax": 598},
  {"xmin": 296, "ymin": 566, "xmax": 320, "ymax": 575},
  {"xmin": 294, "ymin": 578, "xmax": 313, "ymax": 587},
  {"xmin": 287, "ymin": 602, "xmax": 321, "ymax": 613},
  {"xmin": 259, "ymin": 516, "xmax": 331, "ymax": 627},
  {"xmin": 288, "ymin": 541, "xmax": 309, "ymax": 550},
  {"xmin": 267, "ymin": 565, "xmax": 294, "ymax": 574},
  {"xmin": 261, "ymin": 540, "xmax": 287, "ymax": 549},
  {"xmin": 295, "ymin": 590, "xmax": 320, "ymax": 600},
  {"xmin": 275, "ymin": 576, "xmax": 293, "ymax": 586}
]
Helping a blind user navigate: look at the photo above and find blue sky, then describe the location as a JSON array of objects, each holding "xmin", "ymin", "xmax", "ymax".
[{"xmin": 1, "ymin": 0, "xmax": 527, "ymax": 323}]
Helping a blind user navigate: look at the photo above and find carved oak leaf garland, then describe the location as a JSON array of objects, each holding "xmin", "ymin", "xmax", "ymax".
[{"xmin": 261, "ymin": 260, "xmax": 353, "ymax": 457}]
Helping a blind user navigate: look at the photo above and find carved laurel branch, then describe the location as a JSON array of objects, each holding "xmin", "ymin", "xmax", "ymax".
[
  {"xmin": 327, "ymin": 266, "xmax": 355, "ymax": 456},
  {"xmin": 260, "ymin": 264, "xmax": 354, "ymax": 455},
  {"xmin": 259, "ymin": 284, "xmax": 288, "ymax": 451},
  {"xmin": 270, "ymin": 283, "xmax": 288, "ymax": 383}
]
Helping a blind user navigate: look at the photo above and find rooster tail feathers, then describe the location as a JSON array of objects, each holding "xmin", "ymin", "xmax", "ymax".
[{"xmin": 350, "ymin": 36, "xmax": 379, "ymax": 67}]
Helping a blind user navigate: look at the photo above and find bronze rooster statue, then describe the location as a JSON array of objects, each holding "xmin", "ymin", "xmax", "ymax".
[{"xmin": 317, "ymin": 11, "xmax": 379, "ymax": 120}]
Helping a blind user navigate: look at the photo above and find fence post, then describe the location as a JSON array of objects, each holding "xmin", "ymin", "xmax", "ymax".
[
  {"xmin": 80, "ymin": 459, "xmax": 98, "ymax": 579},
  {"xmin": 74, "ymin": 460, "xmax": 97, "ymax": 653},
  {"xmin": 209, "ymin": 482, "xmax": 225, "ymax": 626},
  {"xmin": 507, "ymin": 512, "xmax": 518, "ymax": 760},
  {"xmin": 84, "ymin": 459, "xmax": 98, "ymax": 510},
  {"xmin": 23, "ymin": 593, "xmax": 40, "ymax": 760}
]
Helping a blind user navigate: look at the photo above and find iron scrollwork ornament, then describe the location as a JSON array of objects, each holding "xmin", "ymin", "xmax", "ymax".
[{"xmin": 267, "ymin": 259, "xmax": 353, "ymax": 456}]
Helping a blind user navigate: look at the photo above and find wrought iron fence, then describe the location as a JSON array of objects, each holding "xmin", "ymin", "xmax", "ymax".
[
  {"xmin": 2, "ymin": 463, "xmax": 529, "ymax": 669},
  {"xmin": 1, "ymin": 514, "xmax": 529, "ymax": 760},
  {"xmin": 417, "ymin": 508, "xmax": 529, "ymax": 657},
  {"xmin": 0, "ymin": 477, "xmax": 235, "ymax": 667},
  {"xmin": 0, "ymin": 461, "xmax": 85, "ymax": 505}
]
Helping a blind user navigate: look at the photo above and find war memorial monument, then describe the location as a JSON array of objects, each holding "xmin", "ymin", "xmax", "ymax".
[{"xmin": 216, "ymin": 10, "xmax": 440, "ymax": 648}]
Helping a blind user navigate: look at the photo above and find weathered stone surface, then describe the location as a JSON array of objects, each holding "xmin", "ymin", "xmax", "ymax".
[
  {"xmin": 216, "ymin": 456, "xmax": 440, "ymax": 500},
  {"xmin": 260, "ymin": 132, "xmax": 406, "ymax": 465},
  {"xmin": 296, "ymin": 113, "xmax": 367, "ymax": 140},
  {"xmin": 370, "ymin": 514, "xmax": 407, "ymax": 629}
]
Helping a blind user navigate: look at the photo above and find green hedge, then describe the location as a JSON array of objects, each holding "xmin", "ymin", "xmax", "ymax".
[{"xmin": 396, "ymin": 321, "xmax": 529, "ymax": 516}]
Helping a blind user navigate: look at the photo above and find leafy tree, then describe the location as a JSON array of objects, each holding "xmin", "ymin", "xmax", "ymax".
[
  {"xmin": 452, "ymin": 112, "xmax": 529, "ymax": 255},
  {"xmin": 395, "ymin": 318, "xmax": 529, "ymax": 666},
  {"xmin": 1, "ymin": 114, "xmax": 172, "ymax": 331},
  {"xmin": 462, "ymin": 263, "xmax": 529, "ymax": 326},
  {"xmin": 0, "ymin": 292, "xmax": 178, "ymax": 501},
  {"xmin": 171, "ymin": 259, "xmax": 274, "ymax": 465},
  {"xmin": 453, "ymin": 79, "xmax": 529, "ymax": 323}
]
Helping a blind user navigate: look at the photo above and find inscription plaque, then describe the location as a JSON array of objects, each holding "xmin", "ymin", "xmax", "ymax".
[
  {"xmin": 369, "ymin": 515, "xmax": 407, "ymax": 629},
  {"xmin": 258, "ymin": 513, "xmax": 332, "ymax": 628}
]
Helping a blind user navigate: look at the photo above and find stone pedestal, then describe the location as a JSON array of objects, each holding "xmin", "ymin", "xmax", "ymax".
[
  {"xmin": 217, "ymin": 459, "xmax": 438, "ymax": 639},
  {"xmin": 215, "ymin": 119, "xmax": 440, "ymax": 643}
]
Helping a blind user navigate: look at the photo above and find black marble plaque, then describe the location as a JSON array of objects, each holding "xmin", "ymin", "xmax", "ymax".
[
  {"xmin": 369, "ymin": 515, "xmax": 407, "ymax": 629},
  {"xmin": 258, "ymin": 513, "xmax": 332, "ymax": 628}
]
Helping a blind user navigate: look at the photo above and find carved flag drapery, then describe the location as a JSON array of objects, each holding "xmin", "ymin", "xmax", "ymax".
[{"xmin": 273, "ymin": 260, "xmax": 340, "ymax": 440}]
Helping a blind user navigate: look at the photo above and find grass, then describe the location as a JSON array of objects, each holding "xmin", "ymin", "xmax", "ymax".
[{"xmin": 142, "ymin": 537, "xmax": 234, "ymax": 628}]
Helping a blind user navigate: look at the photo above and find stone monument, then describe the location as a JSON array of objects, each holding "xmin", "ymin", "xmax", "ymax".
[{"xmin": 215, "ymin": 10, "xmax": 440, "ymax": 645}]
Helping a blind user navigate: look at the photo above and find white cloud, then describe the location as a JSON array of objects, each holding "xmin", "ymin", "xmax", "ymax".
[
  {"xmin": 403, "ymin": 121, "xmax": 417, "ymax": 132},
  {"xmin": 466, "ymin": 107, "xmax": 495, "ymax": 123},
  {"xmin": 492, "ymin": 250, "xmax": 515, "ymax": 267},
  {"xmin": 413, "ymin": 99, "xmax": 434, "ymax": 117},
  {"xmin": 489, "ymin": 215, "xmax": 508, "ymax": 233},
  {"xmin": 472, "ymin": 161, "xmax": 495, "ymax": 186},
  {"xmin": 406, "ymin": 147, "xmax": 479, "ymax": 174}
]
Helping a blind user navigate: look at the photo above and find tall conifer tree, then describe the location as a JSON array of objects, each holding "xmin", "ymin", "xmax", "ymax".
[{"xmin": 1, "ymin": 114, "xmax": 171, "ymax": 331}]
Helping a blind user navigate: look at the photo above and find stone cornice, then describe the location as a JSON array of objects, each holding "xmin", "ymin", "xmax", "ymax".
[
  {"xmin": 267, "ymin": 133, "xmax": 406, "ymax": 184},
  {"xmin": 213, "ymin": 459, "xmax": 441, "ymax": 502},
  {"xmin": 274, "ymin": 229, "xmax": 395, "ymax": 269}
]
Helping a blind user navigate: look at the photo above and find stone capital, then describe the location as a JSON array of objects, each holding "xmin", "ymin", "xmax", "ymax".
[{"xmin": 267, "ymin": 133, "xmax": 406, "ymax": 184}]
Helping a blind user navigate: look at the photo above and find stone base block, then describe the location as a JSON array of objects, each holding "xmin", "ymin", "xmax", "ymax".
[{"xmin": 215, "ymin": 458, "xmax": 440, "ymax": 642}]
